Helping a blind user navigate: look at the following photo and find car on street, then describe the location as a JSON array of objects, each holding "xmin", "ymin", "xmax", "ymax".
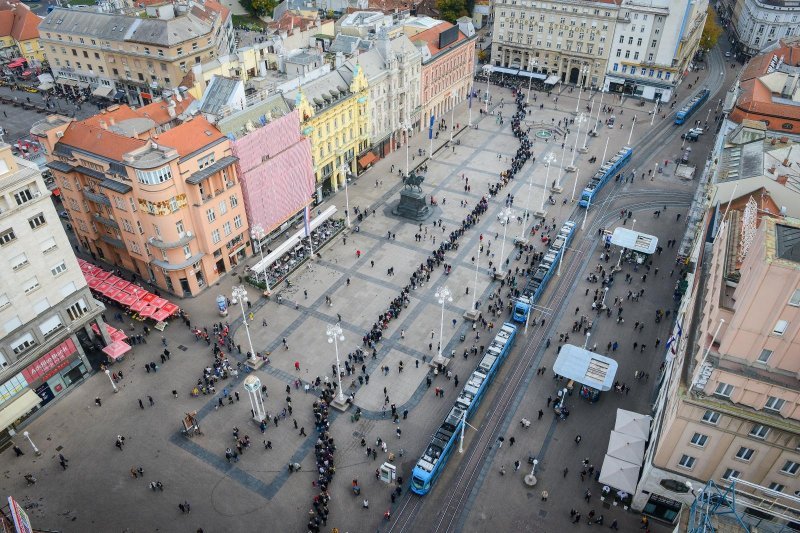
[
  {"xmin": 681, "ymin": 127, "xmax": 703, "ymax": 141},
  {"xmin": 58, "ymin": 210, "xmax": 69, "ymax": 219},
  {"xmin": 725, "ymin": 51, "xmax": 731, "ymax": 58}
]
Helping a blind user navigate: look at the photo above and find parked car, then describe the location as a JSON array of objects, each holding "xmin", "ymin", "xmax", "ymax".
[{"xmin": 58, "ymin": 210, "xmax": 69, "ymax": 220}]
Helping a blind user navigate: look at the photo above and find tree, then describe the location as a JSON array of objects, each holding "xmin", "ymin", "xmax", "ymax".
[
  {"xmin": 699, "ymin": 7, "xmax": 723, "ymax": 51},
  {"xmin": 249, "ymin": 0, "xmax": 277, "ymax": 17},
  {"xmin": 437, "ymin": 0, "xmax": 468, "ymax": 23}
]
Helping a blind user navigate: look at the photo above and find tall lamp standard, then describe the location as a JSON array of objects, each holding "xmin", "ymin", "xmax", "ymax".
[
  {"xmin": 326, "ymin": 323, "xmax": 346, "ymax": 403},
  {"xmin": 536, "ymin": 153, "xmax": 557, "ymax": 218},
  {"xmin": 483, "ymin": 65, "xmax": 493, "ymax": 113},
  {"xmin": 495, "ymin": 208, "xmax": 514, "ymax": 280},
  {"xmin": 339, "ymin": 163, "xmax": 352, "ymax": 228},
  {"xmin": 581, "ymin": 100, "xmax": 594, "ymax": 152},
  {"xmin": 232, "ymin": 285, "xmax": 256, "ymax": 360},
  {"xmin": 575, "ymin": 65, "xmax": 589, "ymax": 112},
  {"xmin": 566, "ymin": 113, "xmax": 586, "ymax": 172},
  {"xmin": 104, "ymin": 369, "xmax": 118, "ymax": 393},
  {"xmin": 593, "ymin": 89, "xmax": 605, "ymax": 135},
  {"xmin": 250, "ymin": 224, "xmax": 270, "ymax": 292},
  {"xmin": 435, "ymin": 286, "xmax": 452, "ymax": 359},
  {"xmin": 527, "ymin": 59, "xmax": 539, "ymax": 104},
  {"xmin": 449, "ymin": 93, "xmax": 457, "ymax": 142},
  {"xmin": 22, "ymin": 431, "xmax": 40, "ymax": 456},
  {"xmin": 402, "ymin": 122, "xmax": 412, "ymax": 177}
]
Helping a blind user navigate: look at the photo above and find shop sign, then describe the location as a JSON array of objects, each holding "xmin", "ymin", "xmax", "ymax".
[{"xmin": 22, "ymin": 338, "xmax": 77, "ymax": 383}]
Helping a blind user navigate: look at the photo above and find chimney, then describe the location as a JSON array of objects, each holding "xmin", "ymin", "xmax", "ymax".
[{"xmin": 167, "ymin": 100, "xmax": 177, "ymax": 118}]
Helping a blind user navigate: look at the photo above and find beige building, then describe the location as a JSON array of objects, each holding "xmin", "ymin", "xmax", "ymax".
[
  {"xmin": 634, "ymin": 209, "xmax": 800, "ymax": 526},
  {"xmin": 38, "ymin": 0, "xmax": 234, "ymax": 106},
  {"xmin": 490, "ymin": 0, "xmax": 619, "ymax": 87}
]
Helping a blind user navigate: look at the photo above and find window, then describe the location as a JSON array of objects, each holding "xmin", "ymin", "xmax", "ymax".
[
  {"xmin": 23, "ymin": 277, "xmax": 40, "ymax": 294},
  {"xmin": 0, "ymin": 229, "xmax": 16, "ymax": 246},
  {"xmin": 11, "ymin": 332, "xmax": 35, "ymax": 355},
  {"xmin": 218, "ymin": 200, "xmax": 227, "ymax": 215},
  {"xmin": 735, "ymin": 447, "xmax": 755, "ymax": 461},
  {"xmin": 135, "ymin": 166, "xmax": 173, "ymax": 185},
  {"xmin": 678, "ymin": 454, "xmax": 696, "ymax": 469},
  {"xmin": 10, "ymin": 252, "xmax": 29, "ymax": 271},
  {"xmin": 38, "ymin": 314, "xmax": 63, "ymax": 337},
  {"xmin": 749, "ymin": 425, "xmax": 770, "ymax": 439},
  {"xmin": 789, "ymin": 289, "xmax": 800, "ymax": 307},
  {"xmin": 50, "ymin": 261, "xmax": 67, "ymax": 277},
  {"xmin": 773, "ymin": 320, "xmax": 788, "ymax": 335},
  {"xmin": 13, "ymin": 189, "xmax": 34, "ymax": 205},
  {"xmin": 768, "ymin": 483, "xmax": 784, "ymax": 492},
  {"xmin": 198, "ymin": 154, "xmax": 216, "ymax": 169},
  {"xmin": 32, "ymin": 297, "xmax": 49, "ymax": 314},
  {"xmin": 176, "ymin": 220, "xmax": 185, "ymax": 236},
  {"xmin": 690, "ymin": 433, "xmax": 709, "ymax": 447},
  {"xmin": 722, "ymin": 468, "xmax": 741, "ymax": 481},
  {"xmin": 757, "ymin": 349, "xmax": 773, "ymax": 364},
  {"xmin": 781, "ymin": 461, "xmax": 799, "ymax": 475},
  {"xmin": 3, "ymin": 316, "xmax": 21, "ymax": 334},
  {"xmin": 715, "ymin": 382, "xmax": 734, "ymax": 398},
  {"xmin": 702, "ymin": 410, "xmax": 721, "ymax": 424},
  {"xmin": 211, "ymin": 229, "xmax": 221, "ymax": 244},
  {"xmin": 234, "ymin": 215, "xmax": 242, "ymax": 229},
  {"xmin": 0, "ymin": 293, "xmax": 9, "ymax": 310},
  {"xmin": 182, "ymin": 244, "xmax": 191, "ymax": 259},
  {"xmin": 66, "ymin": 299, "xmax": 88, "ymax": 320},
  {"xmin": 223, "ymin": 222, "xmax": 232, "ymax": 236},
  {"xmin": 230, "ymin": 195, "xmax": 238, "ymax": 208},
  {"xmin": 206, "ymin": 209, "xmax": 215, "ymax": 223},
  {"xmin": 765, "ymin": 396, "xmax": 785, "ymax": 412},
  {"xmin": 28, "ymin": 213, "xmax": 46, "ymax": 229}
]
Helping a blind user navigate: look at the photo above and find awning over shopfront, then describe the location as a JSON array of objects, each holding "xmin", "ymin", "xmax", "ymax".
[
  {"xmin": 598, "ymin": 455, "xmax": 640, "ymax": 494},
  {"xmin": 57, "ymin": 78, "xmax": 79, "ymax": 87},
  {"xmin": 610, "ymin": 227, "xmax": 658, "ymax": 254},
  {"xmin": 102, "ymin": 340, "xmax": 131, "ymax": 360},
  {"xmin": 605, "ymin": 76, "xmax": 625, "ymax": 85},
  {"xmin": 359, "ymin": 152, "xmax": 378, "ymax": 168},
  {"xmin": 37, "ymin": 82, "xmax": 54, "ymax": 91},
  {"xmin": 0, "ymin": 389, "xmax": 41, "ymax": 431},
  {"xmin": 493, "ymin": 66, "xmax": 519, "ymax": 75},
  {"xmin": 92, "ymin": 85, "xmax": 114, "ymax": 98},
  {"xmin": 113, "ymin": 90, "xmax": 126, "ymax": 100},
  {"xmin": 518, "ymin": 70, "xmax": 547, "ymax": 80},
  {"xmin": 553, "ymin": 344, "xmax": 618, "ymax": 391},
  {"xmin": 607, "ymin": 430, "xmax": 646, "ymax": 465},
  {"xmin": 252, "ymin": 206, "xmax": 338, "ymax": 275},
  {"xmin": 614, "ymin": 409, "xmax": 652, "ymax": 441},
  {"xmin": 545, "ymin": 75, "xmax": 561, "ymax": 85},
  {"xmin": 7, "ymin": 58, "xmax": 26, "ymax": 68}
]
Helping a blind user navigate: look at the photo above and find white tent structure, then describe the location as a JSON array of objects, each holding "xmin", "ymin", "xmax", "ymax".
[
  {"xmin": 607, "ymin": 430, "xmax": 646, "ymax": 465},
  {"xmin": 598, "ymin": 455, "xmax": 641, "ymax": 494},
  {"xmin": 614, "ymin": 409, "xmax": 652, "ymax": 441}
]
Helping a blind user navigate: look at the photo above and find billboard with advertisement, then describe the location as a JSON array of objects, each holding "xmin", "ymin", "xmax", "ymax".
[
  {"xmin": 21, "ymin": 338, "xmax": 77, "ymax": 384},
  {"xmin": 7, "ymin": 496, "xmax": 33, "ymax": 533}
]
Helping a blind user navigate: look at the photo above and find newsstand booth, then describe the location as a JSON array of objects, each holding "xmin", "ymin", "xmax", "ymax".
[
  {"xmin": 553, "ymin": 344, "xmax": 618, "ymax": 403},
  {"xmin": 609, "ymin": 227, "xmax": 658, "ymax": 266}
]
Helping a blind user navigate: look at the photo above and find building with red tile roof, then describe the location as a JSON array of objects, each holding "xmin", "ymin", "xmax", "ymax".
[
  {"xmin": 0, "ymin": 0, "xmax": 44, "ymax": 63},
  {"xmin": 729, "ymin": 38, "xmax": 800, "ymax": 134},
  {"xmin": 30, "ymin": 107, "xmax": 249, "ymax": 297}
]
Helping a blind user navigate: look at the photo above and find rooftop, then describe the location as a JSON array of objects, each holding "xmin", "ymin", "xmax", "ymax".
[
  {"xmin": 412, "ymin": 21, "xmax": 468, "ymax": 62},
  {"xmin": 0, "ymin": 0, "xmax": 42, "ymax": 42},
  {"xmin": 154, "ymin": 115, "xmax": 225, "ymax": 158}
]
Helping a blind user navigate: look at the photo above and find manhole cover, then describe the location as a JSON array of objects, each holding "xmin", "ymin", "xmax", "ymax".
[
  {"xmin": 535, "ymin": 130, "xmax": 553, "ymax": 139},
  {"xmin": 538, "ymin": 510, "xmax": 547, "ymax": 518},
  {"xmin": 178, "ymin": 345, "xmax": 188, "ymax": 351},
  {"xmin": 55, "ymin": 445, "xmax": 63, "ymax": 451}
]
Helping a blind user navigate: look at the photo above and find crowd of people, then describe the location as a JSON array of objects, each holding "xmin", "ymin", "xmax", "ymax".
[{"xmin": 303, "ymin": 390, "xmax": 335, "ymax": 532}]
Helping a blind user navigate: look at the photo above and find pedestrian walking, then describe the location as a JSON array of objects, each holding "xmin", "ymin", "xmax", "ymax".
[
  {"xmin": 95, "ymin": 397, "xmax": 102, "ymax": 407},
  {"xmin": 148, "ymin": 395, "xmax": 154, "ymax": 406},
  {"xmin": 538, "ymin": 409, "xmax": 544, "ymax": 420},
  {"xmin": 12, "ymin": 445, "xmax": 23, "ymax": 457},
  {"xmin": 575, "ymin": 434, "xmax": 582, "ymax": 445},
  {"xmin": 138, "ymin": 398, "xmax": 144, "ymax": 409}
]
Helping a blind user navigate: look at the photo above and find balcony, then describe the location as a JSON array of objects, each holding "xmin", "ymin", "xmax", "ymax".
[
  {"xmin": 147, "ymin": 232, "xmax": 196, "ymax": 250},
  {"xmin": 185, "ymin": 156, "xmax": 238, "ymax": 185},
  {"xmin": 93, "ymin": 213, "xmax": 119, "ymax": 229},
  {"xmin": 83, "ymin": 188, "xmax": 112, "ymax": 207},
  {"xmin": 101, "ymin": 235, "xmax": 125, "ymax": 249}
]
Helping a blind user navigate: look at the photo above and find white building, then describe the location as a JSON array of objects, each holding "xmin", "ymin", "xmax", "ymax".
[
  {"xmin": 0, "ymin": 143, "xmax": 107, "ymax": 449},
  {"xmin": 723, "ymin": 0, "xmax": 800, "ymax": 58},
  {"xmin": 345, "ymin": 29, "xmax": 422, "ymax": 157},
  {"xmin": 605, "ymin": 0, "xmax": 708, "ymax": 102}
]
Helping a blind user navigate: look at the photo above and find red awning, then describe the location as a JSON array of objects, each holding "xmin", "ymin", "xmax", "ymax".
[
  {"xmin": 7, "ymin": 58, "xmax": 26, "ymax": 68},
  {"xmin": 152, "ymin": 308, "xmax": 171, "ymax": 322},
  {"xmin": 106, "ymin": 288, "xmax": 124, "ymax": 301},
  {"xmin": 119, "ymin": 293, "xmax": 138, "ymax": 307},
  {"xmin": 160, "ymin": 302, "xmax": 179, "ymax": 316},
  {"xmin": 113, "ymin": 279, "xmax": 131, "ymax": 290},
  {"xmin": 139, "ymin": 304, "xmax": 157, "ymax": 318},
  {"xmin": 102, "ymin": 340, "xmax": 131, "ymax": 360},
  {"xmin": 110, "ymin": 329, "xmax": 128, "ymax": 342},
  {"xmin": 359, "ymin": 152, "xmax": 378, "ymax": 168},
  {"xmin": 94, "ymin": 270, "xmax": 111, "ymax": 280},
  {"xmin": 129, "ymin": 300, "xmax": 147, "ymax": 312},
  {"xmin": 140, "ymin": 293, "xmax": 156, "ymax": 304},
  {"xmin": 87, "ymin": 278, "xmax": 102, "ymax": 289},
  {"xmin": 106, "ymin": 275, "xmax": 122, "ymax": 286},
  {"xmin": 151, "ymin": 297, "xmax": 168, "ymax": 308}
]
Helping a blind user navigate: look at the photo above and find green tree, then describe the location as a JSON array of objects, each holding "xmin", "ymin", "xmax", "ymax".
[
  {"xmin": 437, "ymin": 0, "xmax": 468, "ymax": 23},
  {"xmin": 699, "ymin": 7, "xmax": 723, "ymax": 51},
  {"xmin": 249, "ymin": 0, "xmax": 277, "ymax": 16}
]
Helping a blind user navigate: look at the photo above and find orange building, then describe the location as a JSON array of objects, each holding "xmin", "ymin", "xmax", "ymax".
[
  {"xmin": 30, "ymin": 100, "xmax": 249, "ymax": 297},
  {"xmin": 729, "ymin": 38, "xmax": 800, "ymax": 134}
]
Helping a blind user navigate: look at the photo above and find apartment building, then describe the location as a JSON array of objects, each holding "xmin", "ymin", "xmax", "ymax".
[
  {"xmin": 0, "ymin": 0, "xmax": 44, "ymax": 64},
  {"xmin": 0, "ymin": 143, "xmax": 106, "ymax": 449},
  {"xmin": 721, "ymin": 0, "xmax": 800, "ymax": 59},
  {"xmin": 491, "ymin": 0, "xmax": 619, "ymax": 87},
  {"xmin": 633, "ymin": 197, "xmax": 800, "ymax": 524},
  {"xmin": 38, "ymin": 0, "xmax": 234, "ymax": 106},
  {"xmin": 30, "ymin": 105, "xmax": 249, "ymax": 297},
  {"xmin": 605, "ymin": 0, "xmax": 707, "ymax": 101}
]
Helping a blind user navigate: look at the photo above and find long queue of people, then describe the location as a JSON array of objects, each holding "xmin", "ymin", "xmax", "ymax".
[{"xmin": 303, "ymin": 389, "xmax": 336, "ymax": 533}]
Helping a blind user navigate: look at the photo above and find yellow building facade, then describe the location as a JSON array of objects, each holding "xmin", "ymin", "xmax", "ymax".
[{"xmin": 287, "ymin": 64, "xmax": 369, "ymax": 196}]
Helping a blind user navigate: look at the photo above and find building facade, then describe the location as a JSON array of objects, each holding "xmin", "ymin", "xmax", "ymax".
[
  {"xmin": 724, "ymin": 0, "xmax": 800, "ymax": 58},
  {"xmin": 31, "ymin": 108, "xmax": 249, "ymax": 297},
  {"xmin": 38, "ymin": 0, "xmax": 234, "ymax": 106},
  {"xmin": 0, "ymin": 143, "xmax": 107, "ymax": 449},
  {"xmin": 604, "ymin": 0, "xmax": 708, "ymax": 101},
  {"xmin": 491, "ymin": 0, "xmax": 618, "ymax": 87},
  {"xmin": 285, "ymin": 63, "xmax": 369, "ymax": 199},
  {"xmin": 415, "ymin": 21, "xmax": 476, "ymax": 135},
  {"xmin": 0, "ymin": 0, "xmax": 44, "ymax": 64},
  {"xmin": 353, "ymin": 29, "xmax": 422, "ymax": 157}
]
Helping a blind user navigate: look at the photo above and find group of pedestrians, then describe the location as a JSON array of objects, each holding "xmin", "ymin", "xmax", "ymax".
[{"xmin": 304, "ymin": 390, "xmax": 335, "ymax": 533}]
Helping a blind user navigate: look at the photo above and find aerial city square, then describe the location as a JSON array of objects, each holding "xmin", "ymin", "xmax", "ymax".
[{"xmin": 0, "ymin": 0, "xmax": 798, "ymax": 531}]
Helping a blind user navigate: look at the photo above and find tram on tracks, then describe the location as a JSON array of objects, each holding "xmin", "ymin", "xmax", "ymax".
[
  {"xmin": 674, "ymin": 88, "xmax": 709, "ymax": 125},
  {"xmin": 578, "ymin": 147, "xmax": 633, "ymax": 208}
]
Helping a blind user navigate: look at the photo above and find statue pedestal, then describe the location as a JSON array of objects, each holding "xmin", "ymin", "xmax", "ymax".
[{"xmin": 392, "ymin": 189, "xmax": 433, "ymax": 221}]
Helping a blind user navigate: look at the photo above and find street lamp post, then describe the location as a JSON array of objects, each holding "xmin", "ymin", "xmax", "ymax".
[
  {"xmin": 537, "ymin": 153, "xmax": 557, "ymax": 216},
  {"xmin": 496, "ymin": 208, "xmax": 513, "ymax": 279},
  {"xmin": 627, "ymin": 115, "xmax": 637, "ymax": 145},
  {"xmin": 593, "ymin": 89, "xmax": 605, "ymax": 135},
  {"xmin": 527, "ymin": 60, "xmax": 539, "ymax": 105},
  {"xmin": 581, "ymin": 193, "xmax": 591, "ymax": 230},
  {"xmin": 601, "ymin": 136, "xmax": 610, "ymax": 165},
  {"xmin": 484, "ymin": 65, "xmax": 492, "ymax": 114},
  {"xmin": 583, "ymin": 331, "xmax": 591, "ymax": 350},
  {"xmin": 22, "ymin": 431, "xmax": 40, "ymax": 456},
  {"xmin": 402, "ymin": 122, "xmax": 412, "ymax": 178},
  {"xmin": 570, "ymin": 169, "xmax": 581, "ymax": 203},
  {"xmin": 250, "ymin": 224, "xmax": 270, "ymax": 292},
  {"xmin": 554, "ymin": 130, "xmax": 569, "ymax": 192},
  {"xmin": 232, "ymin": 285, "xmax": 256, "ymax": 360},
  {"xmin": 449, "ymin": 94, "xmax": 457, "ymax": 142},
  {"xmin": 326, "ymin": 323, "xmax": 346, "ymax": 403},
  {"xmin": 575, "ymin": 65, "xmax": 589, "ymax": 112},
  {"xmin": 567, "ymin": 113, "xmax": 586, "ymax": 171},
  {"xmin": 470, "ymin": 235, "xmax": 482, "ymax": 312},
  {"xmin": 104, "ymin": 369, "xmax": 118, "ymax": 393},
  {"xmin": 339, "ymin": 163, "xmax": 352, "ymax": 229},
  {"xmin": 600, "ymin": 286, "xmax": 609, "ymax": 309},
  {"xmin": 519, "ymin": 170, "xmax": 534, "ymax": 241},
  {"xmin": 435, "ymin": 286, "xmax": 453, "ymax": 359},
  {"xmin": 581, "ymin": 100, "xmax": 594, "ymax": 151},
  {"xmin": 524, "ymin": 458, "xmax": 539, "ymax": 486}
]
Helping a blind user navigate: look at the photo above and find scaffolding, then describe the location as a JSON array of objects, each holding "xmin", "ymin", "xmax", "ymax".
[{"xmin": 688, "ymin": 478, "xmax": 800, "ymax": 533}]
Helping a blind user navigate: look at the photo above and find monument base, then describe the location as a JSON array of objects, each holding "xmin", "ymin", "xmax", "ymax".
[
  {"xmin": 533, "ymin": 209, "xmax": 547, "ymax": 219},
  {"xmin": 550, "ymin": 186, "xmax": 563, "ymax": 193},
  {"xmin": 463, "ymin": 309, "xmax": 480, "ymax": 321},
  {"xmin": 565, "ymin": 165, "xmax": 577, "ymax": 173},
  {"xmin": 523, "ymin": 474, "xmax": 538, "ymax": 487},
  {"xmin": 392, "ymin": 189, "xmax": 433, "ymax": 221},
  {"xmin": 494, "ymin": 271, "xmax": 508, "ymax": 281},
  {"xmin": 429, "ymin": 353, "xmax": 450, "ymax": 370},
  {"xmin": 577, "ymin": 146, "xmax": 589, "ymax": 154},
  {"xmin": 513, "ymin": 237, "xmax": 529, "ymax": 246},
  {"xmin": 246, "ymin": 358, "xmax": 266, "ymax": 371},
  {"xmin": 330, "ymin": 396, "xmax": 351, "ymax": 412}
]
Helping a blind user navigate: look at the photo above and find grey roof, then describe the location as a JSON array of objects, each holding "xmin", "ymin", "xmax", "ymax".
[
  {"xmin": 216, "ymin": 93, "xmax": 290, "ymax": 139},
  {"xmin": 329, "ymin": 34, "xmax": 362, "ymax": 54},
  {"xmin": 151, "ymin": 252, "xmax": 206, "ymax": 271},
  {"xmin": 284, "ymin": 67, "xmax": 355, "ymax": 112},
  {"xmin": 84, "ymin": 189, "xmax": 112, "ymax": 206},
  {"xmin": 101, "ymin": 235, "xmax": 125, "ymax": 249},
  {"xmin": 100, "ymin": 177, "xmax": 132, "ymax": 194},
  {"xmin": 776, "ymin": 223, "xmax": 800, "ymax": 263},
  {"xmin": 46, "ymin": 160, "xmax": 73, "ymax": 173},
  {"xmin": 200, "ymin": 77, "xmax": 241, "ymax": 116},
  {"xmin": 41, "ymin": 7, "xmax": 216, "ymax": 47},
  {"xmin": 287, "ymin": 52, "xmax": 318, "ymax": 65},
  {"xmin": 76, "ymin": 165, "xmax": 105, "ymax": 181},
  {"xmin": 185, "ymin": 155, "xmax": 238, "ymax": 184}
]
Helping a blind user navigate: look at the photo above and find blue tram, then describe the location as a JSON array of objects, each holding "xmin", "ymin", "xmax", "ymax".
[
  {"xmin": 578, "ymin": 147, "xmax": 633, "ymax": 208},
  {"xmin": 410, "ymin": 323, "xmax": 518, "ymax": 495},
  {"xmin": 674, "ymin": 88, "xmax": 709, "ymax": 125}
]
